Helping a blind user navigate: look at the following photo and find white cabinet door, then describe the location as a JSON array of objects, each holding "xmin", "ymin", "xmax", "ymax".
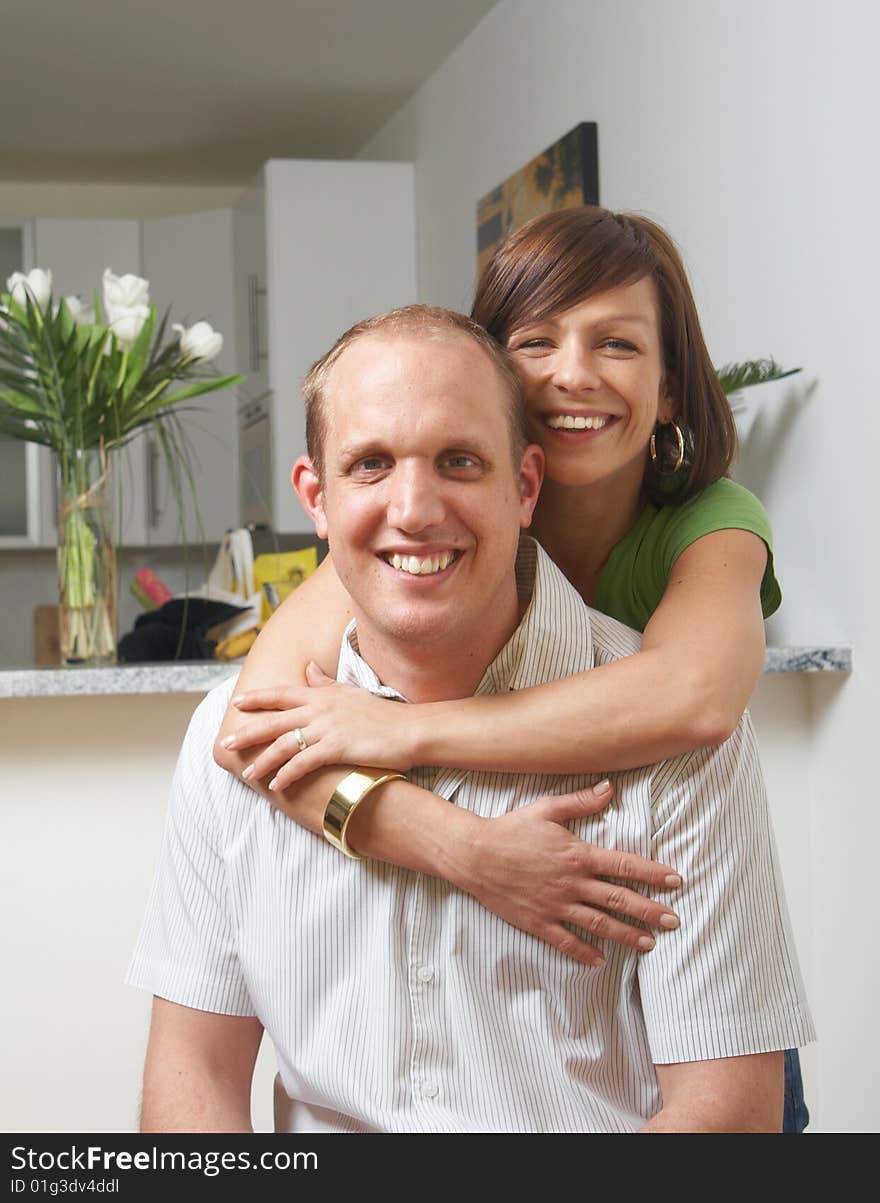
[
  {"xmin": 141, "ymin": 210, "xmax": 239, "ymax": 545},
  {"xmin": 32, "ymin": 218, "xmax": 141, "ymax": 309},
  {"xmin": 232, "ymin": 183, "xmax": 270, "ymax": 398},
  {"xmin": 0, "ymin": 220, "xmax": 43, "ymax": 548},
  {"xmin": 262, "ymin": 159, "xmax": 417, "ymax": 533},
  {"xmin": 232, "ymin": 180, "xmax": 272, "ymax": 529},
  {"xmin": 32, "ymin": 219, "xmax": 148, "ymax": 547}
]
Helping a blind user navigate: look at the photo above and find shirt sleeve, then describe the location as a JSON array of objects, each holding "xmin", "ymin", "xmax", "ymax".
[
  {"xmin": 637, "ymin": 714, "xmax": 815, "ymax": 1063},
  {"xmin": 658, "ymin": 478, "xmax": 782, "ymax": 618},
  {"xmin": 125, "ymin": 687, "xmax": 257, "ymax": 1017}
]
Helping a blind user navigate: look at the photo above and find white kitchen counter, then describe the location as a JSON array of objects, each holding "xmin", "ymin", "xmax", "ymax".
[{"xmin": 0, "ymin": 644, "xmax": 854, "ymax": 698}]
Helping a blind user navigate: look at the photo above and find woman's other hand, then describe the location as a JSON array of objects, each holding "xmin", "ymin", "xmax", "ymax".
[{"xmin": 450, "ymin": 780, "xmax": 682, "ymax": 967}]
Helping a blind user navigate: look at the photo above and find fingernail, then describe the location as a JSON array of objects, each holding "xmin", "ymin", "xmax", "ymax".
[
  {"xmin": 241, "ymin": 765, "xmax": 254, "ymax": 781},
  {"xmin": 231, "ymin": 695, "xmax": 243, "ymax": 707},
  {"xmin": 592, "ymin": 956, "xmax": 606, "ymax": 969},
  {"xmin": 220, "ymin": 735, "xmax": 235, "ymax": 749},
  {"xmin": 664, "ymin": 874, "xmax": 682, "ymax": 888},
  {"xmin": 268, "ymin": 777, "xmax": 278, "ymax": 791},
  {"xmin": 637, "ymin": 936, "xmax": 655, "ymax": 951},
  {"xmin": 594, "ymin": 779, "xmax": 612, "ymax": 798},
  {"xmin": 659, "ymin": 914, "xmax": 680, "ymax": 929}
]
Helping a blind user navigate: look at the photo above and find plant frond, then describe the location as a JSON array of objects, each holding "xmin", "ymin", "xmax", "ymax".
[{"xmin": 716, "ymin": 358, "xmax": 801, "ymax": 395}]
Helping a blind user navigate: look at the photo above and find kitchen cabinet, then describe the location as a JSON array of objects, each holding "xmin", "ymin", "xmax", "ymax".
[
  {"xmin": 31, "ymin": 218, "xmax": 146, "ymax": 548},
  {"xmin": 2, "ymin": 157, "xmax": 418, "ymax": 548},
  {"xmin": 139, "ymin": 209, "xmax": 239, "ymax": 545},
  {"xmin": 27, "ymin": 216, "xmax": 239, "ymax": 548},
  {"xmin": 235, "ymin": 159, "xmax": 418, "ymax": 534},
  {"xmin": 0, "ymin": 220, "xmax": 41, "ymax": 548}
]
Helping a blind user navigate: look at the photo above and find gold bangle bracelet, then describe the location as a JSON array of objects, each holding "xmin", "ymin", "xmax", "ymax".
[{"xmin": 323, "ymin": 768, "xmax": 406, "ymax": 860}]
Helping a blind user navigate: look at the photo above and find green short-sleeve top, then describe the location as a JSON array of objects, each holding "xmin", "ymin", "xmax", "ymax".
[{"xmin": 592, "ymin": 478, "xmax": 782, "ymax": 634}]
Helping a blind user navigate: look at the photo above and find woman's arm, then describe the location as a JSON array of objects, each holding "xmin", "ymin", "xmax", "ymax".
[
  {"xmin": 231, "ymin": 528, "xmax": 768, "ymax": 783},
  {"xmin": 213, "ymin": 557, "xmax": 683, "ymax": 965}
]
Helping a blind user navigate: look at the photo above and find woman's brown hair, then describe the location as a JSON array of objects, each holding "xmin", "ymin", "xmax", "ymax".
[{"xmin": 471, "ymin": 206, "xmax": 736, "ymax": 503}]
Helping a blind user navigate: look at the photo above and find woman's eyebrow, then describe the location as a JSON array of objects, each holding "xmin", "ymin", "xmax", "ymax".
[
  {"xmin": 592, "ymin": 313, "xmax": 653, "ymax": 327},
  {"xmin": 514, "ymin": 311, "xmax": 653, "ymax": 331}
]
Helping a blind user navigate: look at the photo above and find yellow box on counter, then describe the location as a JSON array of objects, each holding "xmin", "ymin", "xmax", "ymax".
[{"xmin": 253, "ymin": 547, "xmax": 319, "ymax": 623}]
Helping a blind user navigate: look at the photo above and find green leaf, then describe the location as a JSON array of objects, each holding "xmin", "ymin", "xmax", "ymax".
[
  {"xmin": 0, "ymin": 388, "xmax": 59, "ymax": 417},
  {"xmin": 56, "ymin": 296, "xmax": 76, "ymax": 344},
  {"xmin": 716, "ymin": 358, "xmax": 801, "ymax": 395},
  {"xmin": 0, "ymin": 419, "xmax": 54, "ymax": 446},
  {"xmin": 151, "ymin": 374, "xmax": 243, "ymax": 409},
  {"xmin": 120, "ymin": 306, "xmax": 156, "ymax": 403}
]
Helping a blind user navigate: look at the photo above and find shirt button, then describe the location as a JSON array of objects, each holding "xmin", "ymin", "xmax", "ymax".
[
  {"xmin": 422, "ymin": 1083, "xmax": 439, "ymax": 1099},
  {"xmin": 416, "ymin": 966, "xmax": 435, "ymax": 983}
]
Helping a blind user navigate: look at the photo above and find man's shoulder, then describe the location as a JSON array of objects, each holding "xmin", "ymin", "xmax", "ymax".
[
  {"xmin": 586, "ymin": 606, "xmax": 643, "ymax": 662},
  {"xmin": 191, "ymin": 675, "xmax": 240, "ymax": 734},
  {"xmin": 174, "ymin": 675, "xmax": 241, "ymax": 796},
  {"xmin": 526, "ymin": 538, "xmax": 644, "ymax": 669}
]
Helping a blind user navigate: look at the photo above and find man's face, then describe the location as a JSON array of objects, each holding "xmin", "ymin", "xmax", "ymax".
[{"xmin": 295, "ymin": 332, "xmax": 543, "ymax": 657}]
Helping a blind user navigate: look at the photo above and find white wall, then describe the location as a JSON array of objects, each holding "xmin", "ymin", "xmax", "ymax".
[
  {"xmin": 360, "ymin": 0, "xmax": 879, "ymax": 1131},
  {"xmin": 0, "ymin": 693, "xmax": 278, "ymax": 1133}
]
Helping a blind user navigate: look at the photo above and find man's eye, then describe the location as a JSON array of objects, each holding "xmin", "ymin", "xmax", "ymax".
[
  {"xmin": 442, "ymin": 454, "xmax": 480, "ymax": 470},
  {"xmin": 352, "ymin": 457, "xmax": 388, "ymax": 474}
]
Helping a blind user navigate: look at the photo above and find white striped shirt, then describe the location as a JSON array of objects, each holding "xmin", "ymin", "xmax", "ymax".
[{"xmin": 127, "ymin": 538, "xmax": 814, "ymax": 1132}]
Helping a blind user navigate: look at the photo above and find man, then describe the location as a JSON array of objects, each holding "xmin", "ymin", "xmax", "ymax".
[{"xmin": 128, "ymin": 306, "xmax": 813, "ymax": 1132}]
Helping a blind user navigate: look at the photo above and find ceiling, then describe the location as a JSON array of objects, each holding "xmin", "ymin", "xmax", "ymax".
[{"xmin": 0, "ymin": 0, "xmax": 497, "ymax": 184}]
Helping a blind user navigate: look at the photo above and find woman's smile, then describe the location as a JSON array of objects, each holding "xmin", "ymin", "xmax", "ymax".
[{"xmin": 541, "ymin": 411, "xmax": 618, "ymax": 433}]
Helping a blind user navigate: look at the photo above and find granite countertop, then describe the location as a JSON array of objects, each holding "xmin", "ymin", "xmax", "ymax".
[{"xmin": 0, "ymin": 646, "xmax": 854, "ymax": 699}]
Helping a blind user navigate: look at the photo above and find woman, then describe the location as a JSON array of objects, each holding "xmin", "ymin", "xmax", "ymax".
[{"xmin": 215, "ymin": 206, "xmax": 807, "ymax": 1131}]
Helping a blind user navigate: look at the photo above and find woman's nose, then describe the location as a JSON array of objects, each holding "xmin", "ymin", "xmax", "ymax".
[
  {"xmin": 386, "ymin": 464, "xmax": 446, "ymax": 532},
  {"xmin": 551, "ymin": 341, "xmax": 601, "ymax": 393}
]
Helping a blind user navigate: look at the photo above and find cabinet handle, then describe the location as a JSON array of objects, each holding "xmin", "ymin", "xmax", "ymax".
[
  {"xmin": 248, "ymin": 273, "xmax": 268, "ymax": 372},
  {"xmin": 147, "ymin": 438, "xmax": 161, "ymax": 529}
]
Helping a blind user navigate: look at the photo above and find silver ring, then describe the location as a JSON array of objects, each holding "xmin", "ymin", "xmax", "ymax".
[{"xmin": 293, "ymin": 727, "xmax": 308, "ymax": 754}]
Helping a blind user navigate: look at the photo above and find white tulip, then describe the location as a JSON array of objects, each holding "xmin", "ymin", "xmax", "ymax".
[
  {"xmin": 107, "ymin": 303, "xmax": 150, "ymax": 347},
  {"xmin": 102, "ymin": 268, "xmax": 150, "ymax": 314},
  {"xmin": 173, "ymin": 320, "xmax": 223, "ymax": 362},
  {"xmin": 7, "ymin": 268, "xmax": 53, "ymax": 311},
  {"xmin": 63, "ymin": 295, "xmax": 96, "ymax": 326}
]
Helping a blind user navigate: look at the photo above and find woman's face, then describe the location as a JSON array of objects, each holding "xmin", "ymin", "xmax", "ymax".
[{"xmin": 506, "ymin": 276, "xmax": 675, "ymax": 490}]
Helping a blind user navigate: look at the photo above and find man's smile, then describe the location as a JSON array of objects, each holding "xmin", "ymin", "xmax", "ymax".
[{"xmin": 379, "ymin": 549, "xmax": 463, "ymax": 577}]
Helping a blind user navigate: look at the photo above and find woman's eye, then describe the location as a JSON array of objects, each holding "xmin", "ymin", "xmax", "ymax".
[
  {"xmin": 602, "ymin": 338, "xmax": 638, "ymax": 352},
  {"xmin": 510, "ymin": 337, "xmax": 551, "ymax": 351}
]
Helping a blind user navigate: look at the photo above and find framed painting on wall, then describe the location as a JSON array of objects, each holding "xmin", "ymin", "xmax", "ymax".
[{"xmin": 476, "ymin": 121, "xmax": 599, "ymax": 274}]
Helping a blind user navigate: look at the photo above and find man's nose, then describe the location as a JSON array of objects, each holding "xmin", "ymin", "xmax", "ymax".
[
  {"xmin": 551, "ymin": 340, "xmax": 601, "ymax": 394},
  {"xmin": 386, "ymin": 463, "xmax": 446, "ymax": 532}
]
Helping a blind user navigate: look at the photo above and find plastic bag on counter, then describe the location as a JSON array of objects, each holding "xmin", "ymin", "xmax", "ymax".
[
  {"xmin": 178, "ymin": 528, "xmax": 263, "ymax": 639},
  {"xmin": 118, "ymin": 598, "xmax": 252, "ymax": 662}
]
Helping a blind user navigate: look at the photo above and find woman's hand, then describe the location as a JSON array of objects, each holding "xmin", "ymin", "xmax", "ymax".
[
  {"xmin": 222, "ymin": 662, "xmax": 419, "ymax": 789},
  {"xmin": 448, "ymin": 781, "xmax": 683, "ymax": 968}
]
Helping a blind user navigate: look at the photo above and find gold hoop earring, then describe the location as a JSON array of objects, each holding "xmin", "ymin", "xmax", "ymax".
[{"xmin": 649, "ymin": 421, "xmax": 685, "ymax": 474}]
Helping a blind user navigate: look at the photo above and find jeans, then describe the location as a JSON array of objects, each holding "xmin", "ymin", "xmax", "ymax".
[{"xmin": 783, "ymin": 1048, "xmax": 809, "ymax": 1133}]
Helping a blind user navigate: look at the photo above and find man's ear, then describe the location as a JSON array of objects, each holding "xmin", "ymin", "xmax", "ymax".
[
  {"xmin": 291, "ymin": 456, "xmax": 328, "ymax": 539},
  {"xmin": 518, "ymin": 444, "xmax": 545, "ymax": 529}
]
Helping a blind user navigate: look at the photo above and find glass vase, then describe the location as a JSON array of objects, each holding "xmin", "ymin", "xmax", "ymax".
[{"xmin": 56, "ymin": 448, "xmax": 117, "ymax": 666}]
